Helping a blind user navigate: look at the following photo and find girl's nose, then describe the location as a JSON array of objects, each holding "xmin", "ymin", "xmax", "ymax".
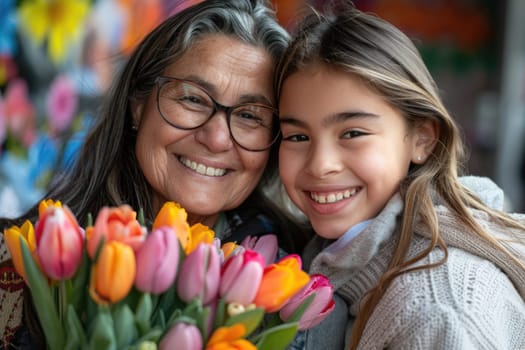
[
  {"xmin": 304, "ymin": 141, "xmax": 344, "ymax": 178},
  {"xmin": 194, "ymin": 111, "xmax": 234, "ymax": 152}
]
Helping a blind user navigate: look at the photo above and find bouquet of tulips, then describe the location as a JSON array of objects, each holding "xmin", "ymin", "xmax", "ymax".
[{"xmin": 4, "ymin": 199, "xmax": 335, "ymax": 350}]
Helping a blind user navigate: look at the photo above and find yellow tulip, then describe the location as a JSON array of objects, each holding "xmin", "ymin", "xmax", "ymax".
[
  {"xmin": 38, "ymin": 199, "xmax": 62, "ymax": 217},
  {"xmin": 89, "ymin": 241, "xmax": 135, "ymax": 304},
  {"xmin": 187, "ymin": 223, "xmax": 215, "ymax": 254},
  {"xmin": 153, "ymin": 202, "xmax": 191, "ymax": 251},
  {"xmin": 221, "ymin": 242, "xmax": 239, "ymax": 260},
  {"xmin": 4, "ymin": 220, "xmax": 37, "ymax": 281}
]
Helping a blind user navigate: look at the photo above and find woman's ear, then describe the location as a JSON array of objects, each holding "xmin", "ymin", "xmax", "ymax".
[
  {"xmin": 411, "ymin": 119, "xmax": 439, "ymax": 164},
  {"xmin": 130, "ymin": 99, "xmax": 143, "ymax": 129}
]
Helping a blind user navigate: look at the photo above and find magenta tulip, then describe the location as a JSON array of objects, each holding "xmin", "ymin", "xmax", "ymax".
[
  {"xmin": 279, "ymin": 274, "xmax": 335, "ymax": 330},
  {"xmin": 220, "ymin": 249, "xmax": 265, "ymax": 305},
  {"xmin": 34, "ymin": 206, "xmax": 84, "ymax": 280},
  {"xmin": 177, "ymin": 243, "xmax": 220, "ymax": 305},
  {"xmin": 160, "ymin": 322, "xmax": 202, "ymax": 350},
  {"xmin": 241, "ymin": 234, "xmax": 278, "ymax": 265},
  {"xmin": 135, "ymin": 227, "xmax": 180, "ymax": 294}
]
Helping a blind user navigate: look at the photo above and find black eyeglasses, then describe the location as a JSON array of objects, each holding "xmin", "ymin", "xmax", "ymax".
[{"xmin": 155, "ymin": 76, "xmax": 280, "ymax": 151}]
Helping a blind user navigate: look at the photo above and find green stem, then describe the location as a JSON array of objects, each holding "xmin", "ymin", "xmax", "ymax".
[{"xmin": 59, "ymin": 280, "xmax": 67, "ymax": 323}]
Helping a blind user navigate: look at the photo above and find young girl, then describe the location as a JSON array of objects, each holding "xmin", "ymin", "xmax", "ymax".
[{"xmin": 276, "ymin": 3, "xmax": 525, "ymax": 349}]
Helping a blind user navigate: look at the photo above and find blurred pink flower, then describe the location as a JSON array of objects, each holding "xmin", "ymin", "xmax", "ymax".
[
  {"xmin": 3, "ymin": 78, "xmax": 36, "ymax": 146},
  {"xmin": 46, "ymin": 75, "xmax": 78, "ymax": 134},
  {"xmin": 0, "ymin": 95, "xmax": 5, "ymax": 149}
]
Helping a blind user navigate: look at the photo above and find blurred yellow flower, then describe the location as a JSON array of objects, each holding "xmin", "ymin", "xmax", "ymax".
[{"xmin": 18, "ymin": 0, "xmax": 90, "ymax": 63}]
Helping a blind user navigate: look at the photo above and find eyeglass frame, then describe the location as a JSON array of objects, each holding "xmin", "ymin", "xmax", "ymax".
[{"xmin": 154, "ymin": 76, "xmax": 281, "ymax": 152}]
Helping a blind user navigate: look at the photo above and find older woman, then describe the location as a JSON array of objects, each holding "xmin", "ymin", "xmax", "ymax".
[{"xmin": 0, "ymin": 1, "xmax": 309, "ymax": 348}]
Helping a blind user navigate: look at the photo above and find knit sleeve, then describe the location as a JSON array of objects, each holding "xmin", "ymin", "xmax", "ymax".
[{"xmin": 359, "ymin": 247, "xmax": 525, "ymax": 349}]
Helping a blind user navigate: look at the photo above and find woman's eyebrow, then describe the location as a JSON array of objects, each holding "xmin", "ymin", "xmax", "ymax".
[{"xmin": 182, "ymin": 75, "xmax": 273, "ymax": 106}]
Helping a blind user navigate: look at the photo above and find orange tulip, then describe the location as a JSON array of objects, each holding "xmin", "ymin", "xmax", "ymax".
[
  {"xmin": 206, "ymin": 324, "xmax": 256, "ymax": 350},
  {"xmin": 4, "ymin": 220, "xmax": 37, "ymax": 281},
  {"xmin": 90, "ymin": 241, "xmax": 135, "ymax": 304},
  {"xmin": 253, "ymin": 254, "xmax": 310, "ymax": 312},
  {"xmin": 86, "ymin": 205, "xmax": 145, "ymax": 258},
  {"xmin": 187, "ymin": 223, "xmax": 214, "ymax": 254},
  {"xmin": 153, "ymin": 202, "xmax": 191, "ymax": 251}
]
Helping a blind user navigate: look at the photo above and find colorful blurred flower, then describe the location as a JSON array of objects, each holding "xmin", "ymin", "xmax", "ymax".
[
  {"xmin": 46, "ymin": 74, "xmax": 78, "ymax": 135},
  {"xmin": 0, "ymin": 0, "xmax": 18, "ymax": 56},
  {"xmin": 2, "ymin": 78, "xmax": 36, "ymax": 150},
  {"xmin": 18, "ymin": 0, "xmax": 90, "ymax": 64}
]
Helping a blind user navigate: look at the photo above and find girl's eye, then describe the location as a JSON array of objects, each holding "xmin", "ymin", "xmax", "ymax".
[
  {"xmin": 282, "ymin": 134, "xmax": 309, "ymax": 142},
  {"xmin": 343, "ymin": 130, "xmax": 366, "ymax": 139}
]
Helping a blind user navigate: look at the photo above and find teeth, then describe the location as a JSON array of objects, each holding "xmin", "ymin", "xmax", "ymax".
[
  {"xmin": 310, "ymin": 188, "xmax": 358, "ymax": 204},
  {"xmin": 179, "ymin": 157, "xmax": 226, "ymax": 177}
]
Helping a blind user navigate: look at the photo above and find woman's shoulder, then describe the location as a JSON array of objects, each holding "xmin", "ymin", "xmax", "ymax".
[{"xmin": 0, "ymin": 233, "xmax": 26, "ymax": 349}]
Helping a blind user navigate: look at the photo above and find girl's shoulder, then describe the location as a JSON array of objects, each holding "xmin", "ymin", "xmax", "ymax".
[{"xmin": 362, "ymin": 245, "xmax": 525, "ymax": 349}]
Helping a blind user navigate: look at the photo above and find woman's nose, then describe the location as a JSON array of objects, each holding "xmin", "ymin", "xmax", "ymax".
[{"xmin": 194, "ymin": 111, "xmax": 234, "ymax": 152}]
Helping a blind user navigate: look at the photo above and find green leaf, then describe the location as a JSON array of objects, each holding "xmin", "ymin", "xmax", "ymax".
[
  {"xmin": 20, "ymin": 237, "xmax": 65, "ymax": 350},
  {"xmin": 113, "ymin": 304, "xmax": 138, "ymax": 347},
  {"xmin": 138, "ymin": 208, "xmax": 145, "ymax": 226},
  {"xmin": 65, "ymin": 305, "xmax": 87, "ymax": 350},
  {"xmin": 213, "ymin": 298, "xmax": 226, "ymax": 329},
  {"xmin": 135, "ymin": 293, "xmax": 153, "ymax": 334},
  {"xmin": 69, "ymin": 247, "xmax": 90, "ymax": 311},
  {"xmin": 287, "ymin": 293, "xmax": 316, "ymax": 323},
  {"xmin": 255, "ymin": 322, "xmax": 299, "ymax": 350},
  {"xmin": 88, "ymin": 308, "xmax": 116, "ymax": 350},
  {"xmin": 225, "ymin": 308, "xmax": 264, "ymax": 337}
]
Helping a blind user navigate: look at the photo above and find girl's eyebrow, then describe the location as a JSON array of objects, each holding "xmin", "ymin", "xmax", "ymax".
[{"xmin": 280, "ymin": 111, "xmax": 379, "ymax": 128}]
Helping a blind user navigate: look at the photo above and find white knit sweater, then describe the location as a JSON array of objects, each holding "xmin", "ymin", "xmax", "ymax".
[{"xmin": 303, "ymin": 187, "xmax": 525, "ymax": 349}]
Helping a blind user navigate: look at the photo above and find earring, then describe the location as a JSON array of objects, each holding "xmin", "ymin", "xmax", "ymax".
[
  {"xmin": 417, "ymin": 155, "xmax": 422, "ymax": 161},
  {"xmin": 132, "ymin": 124, "xmax": 138, "ymax": 131}
]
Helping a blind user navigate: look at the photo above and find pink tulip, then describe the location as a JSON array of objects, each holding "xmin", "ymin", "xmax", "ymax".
[
  {"xmin": 34, "ymin": 206, "xmax": 84, "ymax": 280},
  {"xmin": 279, "ymin": 274, "xmax": 335, "ymax": 330},
  {"xmin": 241, "ymin": 234, "xmax": 278, "ymax": 265},
  {"xmin": 177, "ymin": 243, "xmax": 220, "ymax": 305},
  {"xmin": 160, "ymin": 322, "xmax": 202, "ymax": 350},
  {"xmin": 134, "ymin": 227, "xmax": 180, "ymax": 294},
  {"xmin": 220, "ymin": 250, "xmax": 265, "ymax": 305}
]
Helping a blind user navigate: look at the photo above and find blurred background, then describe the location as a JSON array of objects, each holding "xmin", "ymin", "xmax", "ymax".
[{"xmin": 0, "ymin": 0, "xmax": 524, "ymax": 217}]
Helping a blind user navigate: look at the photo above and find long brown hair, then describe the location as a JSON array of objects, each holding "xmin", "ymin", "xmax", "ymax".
[{"xmin": 276, "ymin": 2, "xmax": 525, "ymax": 348}]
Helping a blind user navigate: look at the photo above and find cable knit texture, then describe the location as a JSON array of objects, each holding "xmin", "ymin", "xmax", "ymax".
[{"xmin": 303, "ymin": 182, "xmax": 525, "ymax": 350}]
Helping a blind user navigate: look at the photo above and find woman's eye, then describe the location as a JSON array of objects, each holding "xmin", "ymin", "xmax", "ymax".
[{"xmin": 179, "ymin": 95, "xmax": 204, "ymax": 104}]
